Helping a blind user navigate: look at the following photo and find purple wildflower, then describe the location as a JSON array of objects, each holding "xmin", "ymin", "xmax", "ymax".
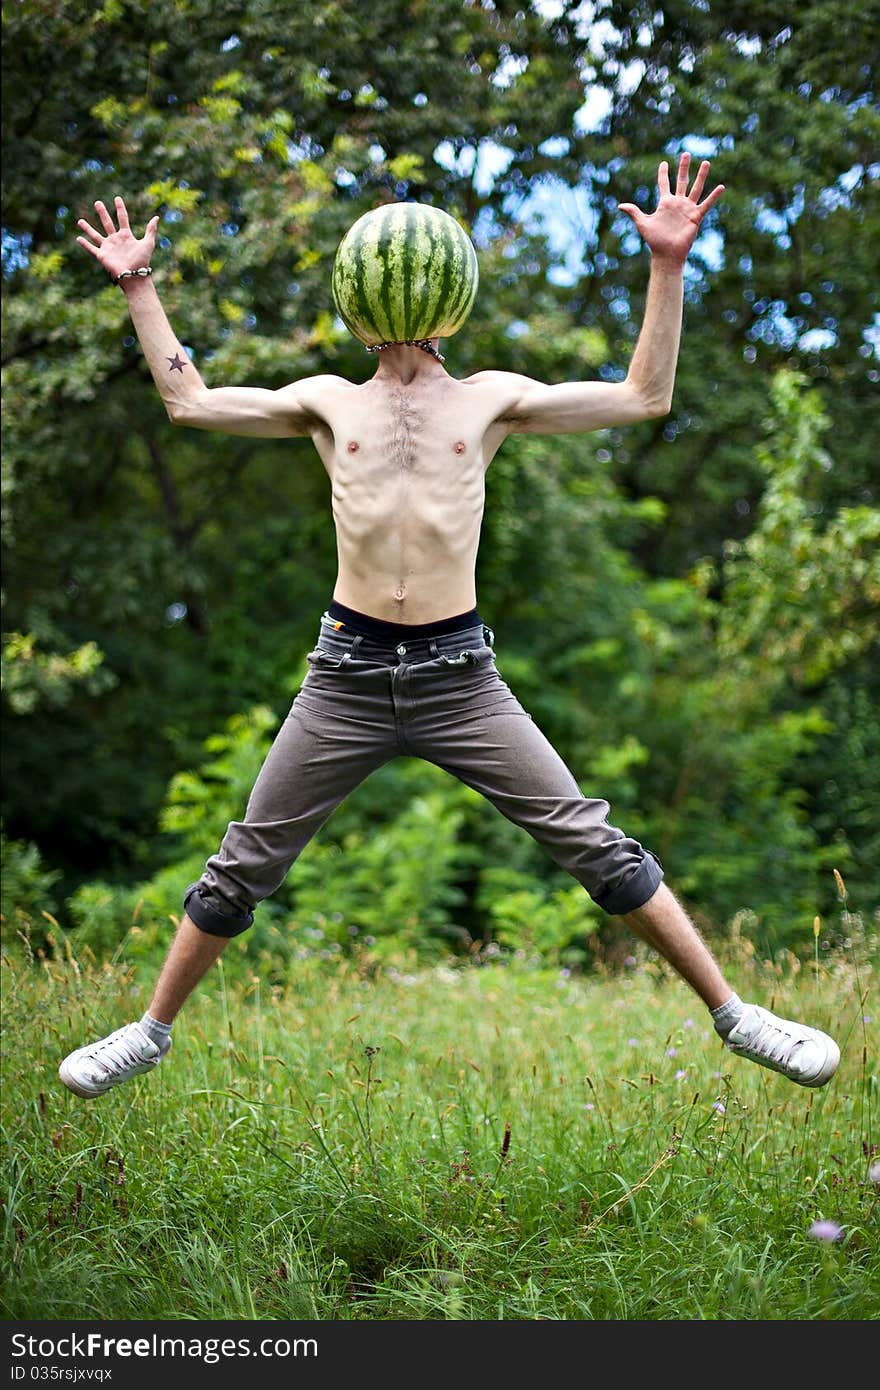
[
  {"xmin": 667, "ymin": 1046, "xmax": 678, "ymax": 1057},
  {"xmin": 809, "ymin": 1219, "xmax": 843, "ymax": 1243},
  {"xmin": 674, "ymin": 1069, "xmax": 687, "ymax": 1080},
  {"xmin": 711, "ymin": 1101, "xmax": 726, "ymax": 1115}
]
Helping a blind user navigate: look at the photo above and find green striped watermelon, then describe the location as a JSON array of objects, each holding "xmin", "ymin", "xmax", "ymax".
[{"xmin": 331, "ymin": 202, "xmax": 479, "ymax": 346}]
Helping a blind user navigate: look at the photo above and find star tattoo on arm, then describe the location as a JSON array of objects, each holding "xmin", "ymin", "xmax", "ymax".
[{"xmin": 166, "ymin": 353, "xmax": 186, "ymax": 372}]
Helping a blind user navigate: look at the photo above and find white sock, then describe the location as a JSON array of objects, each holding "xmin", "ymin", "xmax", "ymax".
[
  {"xmin": 711, "ymin": 993, "xmax": 744, "ymax": 1039},
  {"xmin": 139, "ymin": 1012, "xmax": 173, "ymax": 1054}
]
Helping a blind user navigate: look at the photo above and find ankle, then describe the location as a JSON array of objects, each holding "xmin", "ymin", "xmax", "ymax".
[
  {"xmin": 711, "ymin": 993, "xmax": 744, "ymax": 1039},
  {"xmin": 140, "ymin": 1012, "xmax": 173, "ymax": 1052}
]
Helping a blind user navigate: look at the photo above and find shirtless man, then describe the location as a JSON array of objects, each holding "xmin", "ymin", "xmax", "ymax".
[{"xmin": 59, "ymin": 154, "xmax": 840, "ymax": 1098}]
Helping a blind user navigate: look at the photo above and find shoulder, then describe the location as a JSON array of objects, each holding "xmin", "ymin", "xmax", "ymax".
[
  {"xmin": 459, "ymin": 369, "xmax": 530, "ymax": 389},
  {"xmin": 458, "ymin": 369, "xmax": 538, "ymax": 422},
  {"xmin": 278, "ymin": 373, "xmax": 356, "ymax": 421},
  {"xmin": 285, "ymin": 373, "xmax": 356, "ymax": 400}
]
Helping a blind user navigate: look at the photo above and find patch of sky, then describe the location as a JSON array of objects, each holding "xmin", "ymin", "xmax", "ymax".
[
  {"xmin": 509, "ymin": 179, "xmax": 597, "ymax": 284},
  {"xmin": 733, "ymin": 34, "xmax": 762, "ymax": 57},
  {"xmin": 433, "ymin": 140, "xmax": 515, "ymax": 196},
  {"xmin": 221, "ymin": 35, "xmax": 240, "ymax": 51},
  {"xmin": 694, "ymin": 228, "xmax": 724, "ymax": 273},
  {"xmin": 755, "ymin": 206, "xmax": 790, "ymax": 242},
  {"xmin": 817, "ymin": 164, "xmax": 870, "ymax": 214},
  {"xmin": 575, "ymin": 86, "xmax": 612, "ymax": 135},
  {"xmin": 538, "ymin": 136, "xmax": 570, "ymax": 158},
  {"xmin": 492, "ymin": 51, "xmax": 529, "ymax": 89},
  {"xmin": 666, "ymin": 134, "xmax": 719, "ymax": 159},
  {"xmin": 799, "ymin": 328, "xmax": 838, "ymax": 352}
]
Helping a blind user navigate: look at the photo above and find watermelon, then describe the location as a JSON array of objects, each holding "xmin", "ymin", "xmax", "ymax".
[{"xmin": 331, "ymin": 202, "xmax": 479, "ymax": 347}]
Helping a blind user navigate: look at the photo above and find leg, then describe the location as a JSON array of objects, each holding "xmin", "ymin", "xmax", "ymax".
[
  {"xmin": 415, "ymin": 651, "xmax": 664, "ymax": 916},
  {"xmin": 621, "ymin": 880, "xmax": 733, "ymax": 1009},
  {"xmin": 60, "ymin": 665, "xmax": 394, "ymax": 1096},
  {"xmin": 412, "ymin": 648, "xmax": 840, "ymax": 1087},
  {"xmin": 146, "ymin": 913, "xmax": 230, "ymax": 1023}
]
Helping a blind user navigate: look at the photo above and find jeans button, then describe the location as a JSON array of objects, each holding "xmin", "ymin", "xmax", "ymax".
[{"xmin": 396, "ymin": 644, "xmax": 407, "ymax": 656}]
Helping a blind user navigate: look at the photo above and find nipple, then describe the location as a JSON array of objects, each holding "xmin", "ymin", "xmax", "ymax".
[
  {"xmin": 453, "ymin": 440, "xmax": 466, "ymax": 455},
  {"xmin": 347, "ymin": 440, "xmax": 360, "ymax": 453}
]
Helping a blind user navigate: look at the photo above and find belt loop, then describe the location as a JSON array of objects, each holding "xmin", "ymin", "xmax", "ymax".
[
  {"xmin": 351, "ymin": 634, "xmax": 363, "ymax": 657},
  {"xmin": 429, "ymin": 639, "xmax": 440, "ymax": 657}
]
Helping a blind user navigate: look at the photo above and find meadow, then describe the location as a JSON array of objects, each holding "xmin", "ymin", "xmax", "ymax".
[{"xmin": 2, "ymin": 923, "xmax": 876, "ymax": 1322}]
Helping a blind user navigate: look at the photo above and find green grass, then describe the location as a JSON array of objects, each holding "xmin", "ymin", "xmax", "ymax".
[{"xmin": 1, "ymin": 928, "xmax": 877, "ymax": 1321}]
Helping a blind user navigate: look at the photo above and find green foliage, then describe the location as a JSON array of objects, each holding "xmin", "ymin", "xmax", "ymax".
[
  {"xmin": 1, "ymin": 627, "xmax": 116, "ymax": 715},
  {"xmin": 159, "ymin": 704, "xmax": 280, "ymax": 851},
  {"xmin": 478, "ymin": 869, "xmax": 601, "ymax": 965},
  {"xmin": 717, "ymin": 371, "xmax": 880, "ymax": 690},
  {"xmin": 287, "ymin": 774, "xmax": 474, "ymax": 958},
  {"xmin": 0, "ymin": 831, "xmax": 61, "ymax": 936},
  {"xmin": 1, "ymin": 1, "xmax": 878, "ymax": 964}
]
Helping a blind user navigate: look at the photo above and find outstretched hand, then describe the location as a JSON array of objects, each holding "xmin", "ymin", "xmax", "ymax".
[
  {"xmin": 618, "ymin": 153, "xmax": 724, "ymax": 265},
  {"xmin": 76, "ymin": 196, "xmax": 159, "ymax": 281}
]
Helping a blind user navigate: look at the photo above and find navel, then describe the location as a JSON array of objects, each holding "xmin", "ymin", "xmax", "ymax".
[{"xmin": 394, "ymin": 585, "xmax": 406, "ymax": 602}]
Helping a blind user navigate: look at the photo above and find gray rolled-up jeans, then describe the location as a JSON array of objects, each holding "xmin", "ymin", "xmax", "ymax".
[{"xmin": 184, "ymin": 614, "xmax": 663, "ymax": 935}]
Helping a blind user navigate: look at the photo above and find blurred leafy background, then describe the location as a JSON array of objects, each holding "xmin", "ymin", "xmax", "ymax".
[{"xmin": 2, "ymin": 0, "xmax": 878, "ymax": 970}]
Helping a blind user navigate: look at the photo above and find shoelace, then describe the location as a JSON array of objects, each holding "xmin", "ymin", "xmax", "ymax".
[
  {"xmin": 86, "ymin": 1027, "xmax": 153, "ymax": 1080},
  {"xmin": 738, "ymin": 1013, "xmax": 804, "ymax": 1065}
]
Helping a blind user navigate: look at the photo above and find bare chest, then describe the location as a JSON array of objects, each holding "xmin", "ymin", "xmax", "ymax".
[{"xmin": 325, "ymin": 384, "xmax": 493, "ymax": 486}]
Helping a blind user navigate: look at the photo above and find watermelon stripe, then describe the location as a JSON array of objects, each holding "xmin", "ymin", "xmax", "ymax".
[{"xmin": 332, "ymin": 202, "xmax": 478, "ymax": 347}]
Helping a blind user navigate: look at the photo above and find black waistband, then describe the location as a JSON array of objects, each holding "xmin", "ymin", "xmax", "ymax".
[{"xmin": 327, "ymin": 600, "xmax": 482, "ymax": 643}]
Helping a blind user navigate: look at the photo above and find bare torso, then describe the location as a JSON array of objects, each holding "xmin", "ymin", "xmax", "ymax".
[{"xmin": 302, "ymin": 364, "xmax": 519, "ymax": 623}]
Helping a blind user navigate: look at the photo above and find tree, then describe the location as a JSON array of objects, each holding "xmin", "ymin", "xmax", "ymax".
[{"xmin": 3, "ymin": 1, "xmax": 877, "ymax": 944}]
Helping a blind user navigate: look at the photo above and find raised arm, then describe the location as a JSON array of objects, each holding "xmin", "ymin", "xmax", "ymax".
[
  {"xmin": 76, "ymin": 197, "xmax": 332, "ymax": 437},
  {"xmin": 492, "ymin": 153, "xmax": 725, "ymax": 435}
]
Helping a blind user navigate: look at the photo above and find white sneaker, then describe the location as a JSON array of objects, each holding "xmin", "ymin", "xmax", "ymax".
[
  {"xmin": 59, "ymin": 1022, "xmax": 169, "ymax": 1098},
  {"xmin": 724, "ymin": 1004, "xmax": 840, "ymax": 1087}
]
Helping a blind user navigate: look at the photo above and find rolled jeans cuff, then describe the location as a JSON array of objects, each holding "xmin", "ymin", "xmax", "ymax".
[
  {"xmin": 183, "ymin": 882, "xmax": 254, "ymax": 938},
  {"xmin": 594, "ymin": 851, "xmax": 664, "ymax": 916}
]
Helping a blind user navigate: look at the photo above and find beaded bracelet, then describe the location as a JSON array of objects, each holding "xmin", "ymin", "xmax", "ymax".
[{"xmin": 110, "ymin": 267, "xmax": 153, "ymax": 286}]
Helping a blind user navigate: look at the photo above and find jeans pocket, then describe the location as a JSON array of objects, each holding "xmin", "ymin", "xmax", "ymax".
[
  {"xmin": 438, "ymin": 650, "xmax": 478, "ymax": 667},
  {"xmin": 306, "ymin": 647, "xmax": 350, "ymax": 669},
  {"xmin": 436, "ymin": 646, "xmax": 496, "ymax": 669}
]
